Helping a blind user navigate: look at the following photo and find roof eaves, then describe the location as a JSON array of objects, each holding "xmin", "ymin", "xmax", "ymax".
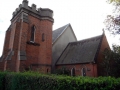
[{"xmin": 56, "ymin": 62, "xmax": 95, "ymax": 65}]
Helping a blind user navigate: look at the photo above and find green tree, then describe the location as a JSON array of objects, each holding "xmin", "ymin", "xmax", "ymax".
[
  {"xmin": 111, "ymin": 45, "xmax": 120, "ymax": 77},
  {"xmin": 101, "ymin": 45, "xmax": 120, "ymax": 77},
  {"xmin": 101, "ymin": 48, "xmax": 113, "ymax": 76},
  {"xmin": 103, "ymin": 0, "xmax": 120, "ymax": 77}
]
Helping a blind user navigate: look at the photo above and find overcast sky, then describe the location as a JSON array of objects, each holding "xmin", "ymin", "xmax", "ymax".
[{"xmin": 0, "ymin": 0, "xmax": 119, "ymax": 56}]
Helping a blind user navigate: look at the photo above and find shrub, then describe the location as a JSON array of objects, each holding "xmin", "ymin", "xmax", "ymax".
[
  {"xmin": 0, "ymin": 71, "xmax": 120, "ymax": 90},
  {"xmin": 54, "ymin": 67, "xmax": 70, "ymax": 75}
]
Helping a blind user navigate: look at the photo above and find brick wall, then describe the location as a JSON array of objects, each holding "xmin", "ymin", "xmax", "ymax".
[
  {"xmin": 21, "ymin": 15, "xmax": 53, "ymax": 73},
  {"xmin": 3, "ymin": 16, "xmax": 53, "ymax": 72},
  {"xmin": 56, "ymin": 64, "xmax": 97, "ymax": 77},
  {"xmin": 0, "ymin": 0, "xmax": 53, "ymax": 73},
  {"xmin": 96, "ymin": 33, "xmax": 110, "ymax": 76},
  {"xmin": 0, "ymin": 26, "xmax": 11, "ymax": 70}
]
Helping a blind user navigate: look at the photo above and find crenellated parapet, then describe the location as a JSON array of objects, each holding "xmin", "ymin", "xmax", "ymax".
[{"xmin": 11, "ymin": 0, "xmax": 54, "ymax": 22}]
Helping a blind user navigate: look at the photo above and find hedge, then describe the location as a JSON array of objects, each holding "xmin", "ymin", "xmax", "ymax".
[{"xmin": 0, "ymin": 71, "xmax": 120, "ymax": 90}]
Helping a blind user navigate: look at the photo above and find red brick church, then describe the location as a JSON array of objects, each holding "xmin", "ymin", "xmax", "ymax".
[{"xmin": 0, "ymin": 0, "xmax": 110, "ymax": 77}]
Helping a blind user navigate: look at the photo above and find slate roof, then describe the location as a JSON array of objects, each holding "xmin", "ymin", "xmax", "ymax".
[
  {"xmin": 56, "ymin": 34, "xmax": 103, "ymax": 65},
  {"xmin": 52, "ymin": 24, "xmax": 69, "ymax": 44}
]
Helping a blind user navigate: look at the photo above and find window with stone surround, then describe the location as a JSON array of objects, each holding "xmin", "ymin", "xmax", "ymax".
[
  {"xmin": 81, "ymin": 68, "xmax": 86, "ymax": 76},
  {"xmin": 30, "ymin": 25, "xmax": 36, "ymax": 42},
  {"xmin": 42, "ymin": 33, "xmax": 45, "ymax": 42}
]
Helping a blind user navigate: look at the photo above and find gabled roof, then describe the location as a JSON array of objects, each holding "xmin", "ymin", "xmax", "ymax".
[
  {"xmin": 56, "ymin": 34, "xmax": 103, "ymax": 65},
  {"xmin": 52, "ymin": 24, "xmax": 69, "ymax": 44}
]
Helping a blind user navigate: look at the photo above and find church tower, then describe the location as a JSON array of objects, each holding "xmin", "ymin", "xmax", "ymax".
[{"xmin": 0, "ymin": 0, "xmax": 54, "ymax": 73}]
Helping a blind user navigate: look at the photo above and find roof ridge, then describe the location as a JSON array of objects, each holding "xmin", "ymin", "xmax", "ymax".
[
  {"xmin": 59, "ymin": 24, "xmax": 69, "ymax": 36},
  {"xmin": 53, "ymin": 23, "xmax": 69, "ymax": 31},
  {"xmin": 69, "ymin": 34, "xmax": 102, "ymax": 44},
  {"xmin": 52, "ymin": 23, "xmax": 70, "ymax": 44}
]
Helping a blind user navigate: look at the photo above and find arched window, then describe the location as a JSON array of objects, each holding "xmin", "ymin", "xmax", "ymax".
[
  {"xmin": 47, "ymin": 68, "xmax": 49, "ymax": 73},
  {"xmin": 42, "ymin": 33, "xmax": 45, "ymax": 41},
  {"xmin": 30, "ymin": 25, "xmax": 36, "ymax": 42},
  {"xmin": 71, "ymin": 67, "xmax": 75, "ymax": 76},
  {"xmin": 81, "ymin": 68, "xmax": 86, "ymax": 76}
]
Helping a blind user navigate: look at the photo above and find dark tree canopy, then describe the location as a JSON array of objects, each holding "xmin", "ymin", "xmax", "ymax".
[{"xmin": 101, "ymin": 45, "xmax": 120, "ymax": 77}]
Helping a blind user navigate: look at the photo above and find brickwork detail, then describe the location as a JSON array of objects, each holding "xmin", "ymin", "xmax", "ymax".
[{"xmin": 0, "ymin": 0, "xmax": 53, "ymax": 73}]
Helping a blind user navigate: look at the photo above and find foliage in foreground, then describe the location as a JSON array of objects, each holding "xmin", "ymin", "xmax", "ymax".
[{"xmin": 0, "ymin": 71, "xmax": 120, "ymax": 90}]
